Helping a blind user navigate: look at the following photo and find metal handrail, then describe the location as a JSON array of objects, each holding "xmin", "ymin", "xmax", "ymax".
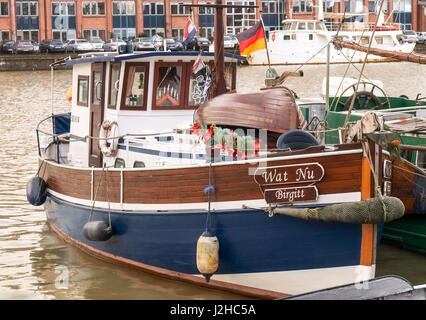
[{"xmin": 36, "ymin": 112, "xmax": 70, "ymax": 163}]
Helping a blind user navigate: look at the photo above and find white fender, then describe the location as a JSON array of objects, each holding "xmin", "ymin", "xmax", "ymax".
[{"xmin": 98, "ymin": 120, "xmax": 119, "ymax": 157}]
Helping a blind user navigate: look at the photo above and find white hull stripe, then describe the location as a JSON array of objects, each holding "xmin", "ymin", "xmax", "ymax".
[
  {"xmin": 194, "ymin": 265, "xmax": 376, "ymax": 296},
  {"xmin": 47, "ymin": 189, "xmax": 361, "ymax": 212}
]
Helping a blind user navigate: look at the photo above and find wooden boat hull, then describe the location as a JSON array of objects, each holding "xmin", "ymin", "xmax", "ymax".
[{"xmin": 39, "ymin": 144, "xmax": 380, "ymax": 296}]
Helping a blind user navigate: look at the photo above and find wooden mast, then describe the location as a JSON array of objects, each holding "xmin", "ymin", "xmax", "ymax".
[{"xmin": 183, "ymin": 2, "xmax": 258, "ymax": 97}]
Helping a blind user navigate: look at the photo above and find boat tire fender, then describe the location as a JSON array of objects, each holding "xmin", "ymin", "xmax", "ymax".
[
  {"xmin": 83, "ymin": 221, "xmax": 113, "ymax": 241},
  {"xmin": 276, "ymin": 129, "xmax": 319, "ymax": 151},
  {"xmin": 26, "ymin": 176, "xmax": 47, "ymax": 206}
]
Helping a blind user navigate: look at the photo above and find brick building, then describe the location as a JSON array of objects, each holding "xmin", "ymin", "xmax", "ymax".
[{"xmin": 0, "ymin": 0, "xmax": 423, "ymax": 42}]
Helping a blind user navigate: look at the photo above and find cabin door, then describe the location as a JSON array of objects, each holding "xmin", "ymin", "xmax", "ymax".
[{"xmin": 89, "ymin": 62, "xmax": 105, "ymax": 167}]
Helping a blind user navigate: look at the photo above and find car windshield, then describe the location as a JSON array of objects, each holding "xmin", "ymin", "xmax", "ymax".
[
  {"xmin": 91, "ymin": 38, "xmax": 103, "ymax": 43},
  {"xmin": 6, "ymin": 41, "xmax": 15, "ymax": 44},
  {"xmin": 19, "ymin": 41, "xmax": 31, "ymax": 44},
  {"xmin": 404, "ymin": 30, "xmax": 415, "ymax": 35},
  {"xmin": 198, "ymin": 38, "xmax": 209, "ymax": 42},
  {"xmin": 166, "ymin": 39, "xmax": 175, "ymax": 43},
  {"xmin": 224, "ymin": 36, "xmax": 231, "ymax": 41},
  {"xmin": 52, "ymin": 40, "xmax": 63, "ymax": 44},
  {"xmin": 77, "ymin": 39, "xmax": 89, "ymax": 43}
]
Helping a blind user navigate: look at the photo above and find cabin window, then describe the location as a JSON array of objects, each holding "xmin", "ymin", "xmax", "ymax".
[
  {"xmin": 121, "ymin": 62, "xmax": 149, "ymax": 110},
  {"xmin": 375, "ymin": 36, "xmax": 383, "ymax": 44},
  {"xmin": 417, "ymin": 151, "xmax": 426, "ymax": 169},
  {"xmin": 152, "ymin": 62, "xmax": 185, "ymax": 109},
  {"xmin": 315, "ymin": 22, "xmax": 324, "ymax": 30},
  {"xmin": 108, "ymin": 62, "xmax": 120, "ymax": 109},
  {"xmin": 290, "ymin": 22, "xmax": 297, "ymax": 30},
  {"xmin": 309, "ymin": 34, "xmax": 313, "ymax": 40},
  {"xmin": 291, "ymin": 34, "xmax": 297, "ymax": 40},
  {"xmin": 360, "ymin": 36, "xmax": 370, "ymax": 45},
  {"xmin": 298, "ymin": 22, "xmax": 306, "ymax": 30},
  {"xmin": 77, "ymin": 76, "xmax": 89, "ymax": 106},
  {"xmin": 114, "ymin": 158, "xmax": 125, "ymax": 168},
  {"xmin": 92, "ymin": 71, "xmax": 102, "ymax": 105},
  {"xmin": 133, "ymin": 161, "xmax": 146, "ymax": 168},
  {"xmin": 283, "ymin": 35, "xmax": 290, "ymax": 40},
  {"xmin": 307, "ymin": 22, "xmax": 314, "ymax": 30}
]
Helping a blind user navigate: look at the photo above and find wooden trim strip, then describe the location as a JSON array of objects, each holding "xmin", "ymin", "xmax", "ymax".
[
  {"xmin": 360, "ymin": 156, "xmax": 374, "ymax": 266},
  {"xmin": 47, "ymin": 221, "xmax": 288, "ymax": 300}
]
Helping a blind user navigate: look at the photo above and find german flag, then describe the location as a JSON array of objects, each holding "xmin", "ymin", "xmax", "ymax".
[{"xmin": 236, "ymin": 21, "xmax": 266, "ymax": 56}]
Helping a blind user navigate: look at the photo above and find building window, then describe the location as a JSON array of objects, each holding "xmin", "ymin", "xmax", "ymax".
[
  {"xmin": 172, "ymin": 28, "xmax": 184, "ymax": 39},
  {"xmin": 112, "ymin": 1, "xmax": 135, "ymax": 15},
  {"xmin": 171, "ymin": 2, "xmax": 191, "ymax": 15},
  {"xmin": 77, "ymin": 76, "xmax": 89, "ymax": 107},
  {"xmin": 16, "ymin": 1, "xmax": 38, "ymax": 16},
  {"xmin": 83, "ymin": 29, "xmax": 106, "ymax": 40},
  {"xmin": 199, "ymin": 27, "xmax": 214, "ymax": 39},
  {"xmin": 121, "ymin": 63, "xmax": 149, "ymax": 110},
  {"xmin": 0, "ymin": 2, "xmax": 9, "ymax": 16},
  {"xmin": 52, "ymin": 2, "xmax": 76, "ymax": 41},
  {"xmin": 0, "ymin": 31, "xmax": 10, "ymax": 40},
  {"xmin": 82, "ymin": 2, "xmax": 105, "ymax": 16},
  {"xmin": 199, "ymin": 2, "xmax": 214, "ymax": 14},
  {"xmin": 144, "ymin": 2, "xmax": 164, "ymax": 15},
  {"xmin": 293, "ymin": 0, "xmax": 313, "ymax": 13},
  {"xmin": 109, "ymin": 63, "xmax": 121, "ymax": 109},
  {"xmin": 226, "ymin": 0, "xmax": 256, "ymax": 35}
]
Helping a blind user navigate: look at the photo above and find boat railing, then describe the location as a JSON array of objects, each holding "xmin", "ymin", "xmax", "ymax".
[
  {"xmin": 36, "ymin": 112, "xmax": 71, "ymax": 163},
  {"xmin": 324, "ymin": 21, "xmax": 400, "ymax": 32}
]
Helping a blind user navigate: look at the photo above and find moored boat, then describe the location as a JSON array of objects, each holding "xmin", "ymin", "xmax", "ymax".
[
  {"xmin": 26, "ymin": 5, "xmax": 405, "ymax": 297},
  {"xmin": 297, "ymin": 77, "xmax": 426, "ymax": 253}
]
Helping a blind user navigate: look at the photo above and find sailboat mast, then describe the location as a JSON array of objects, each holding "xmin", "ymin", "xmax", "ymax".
[{"xmin": 214, "ymin": 0, "xmax": 226, "ymax": 96}]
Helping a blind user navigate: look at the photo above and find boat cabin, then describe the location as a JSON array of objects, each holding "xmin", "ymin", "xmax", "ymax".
[{"xmin": 60, "ymin": 51, "xmax": 239, "ymax": 169}]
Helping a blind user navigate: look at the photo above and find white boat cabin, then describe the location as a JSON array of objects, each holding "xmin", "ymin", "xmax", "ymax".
[{"xmin": 55, "ymin": 51, "xmax": 240, "ymax": 169}]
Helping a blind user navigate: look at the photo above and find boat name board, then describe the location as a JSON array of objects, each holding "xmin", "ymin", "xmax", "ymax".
[
  {"xmin": 254, "ymin": 163, "xmax": 324, "ymax": 186},
  {"xmin": 264, "ymin": 186, "xmax": 319, "ymax": 204}
]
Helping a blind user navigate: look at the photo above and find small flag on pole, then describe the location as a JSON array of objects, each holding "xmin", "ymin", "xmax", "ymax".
[
  {"xmin": 183, "ymin": 16, "xmax": 197, "ymax": 46},
  {"xmin": 192, "ymin": 54, "xmax": 205, "ymax": 74},
  {"xmin": 236, "ymin": 21, "xmax": 267, "ymax": 56}
]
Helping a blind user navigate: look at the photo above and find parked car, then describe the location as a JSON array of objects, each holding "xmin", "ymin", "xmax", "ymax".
[
  {"xmin": 90, "ymin": 37, "xmax": 104, "ymax": 51},
  {"xmin": 15, "ymin": 40, "xmax": 35, "ymax": 53},
  {"xmin": 417, "ymin": 32, "xmax": 426, "ymax": 44},
  {"xmin": 185, "ymin": 37, "xmax": 210, "ymax": 51},
  {"xmin": 397, "ymin": 30, "xmax": 418, "ymax": 43},
  {"xmin": 224, "ymin": 35, "xmax": 239, "ymax": 49},
  {"xmin": 31, "ymin": 40, "xmax": 40, "ymax": 53},
  {"xmin": 103, "ymin": 38, "xmax": 127, "ymax": 52},
  {"xmin": 65, "ymin": 39, "xmax": 93, "ymax": 53},
  {"xmin": 2, "ymin": 40, "xmax": 17, "ymax": 54},
  {"xmin": 162, "ymin": 38, "xmax": 183, "ymax": 51},
  {"xmin": 132, "ymin": 37, "xmax": 154, "ymax": 51},
  {"xmin": 39, "ymin": 39, "xmax": 66, "ymax": 53}
]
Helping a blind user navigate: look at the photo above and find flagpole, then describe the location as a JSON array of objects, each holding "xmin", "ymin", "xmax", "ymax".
[{"xmin": 260, "ymin": 17, "xmax": 271, "ymax": 68}]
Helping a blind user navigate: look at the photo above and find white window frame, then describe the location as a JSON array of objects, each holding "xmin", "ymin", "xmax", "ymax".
[
  {"xmin": 16, "ymin": 1, "xmax": 38, "ymax": 16},
  {"xmin": 82, "ymin": 1, "xmax": 106, "ymax": 16},
  {"xmin": 171, "ymin": 2, "xmax": 191, "ymax": 15},
  {"xmin": 112, "ymin": 1, "xmax": 135, "ymax": 15}
]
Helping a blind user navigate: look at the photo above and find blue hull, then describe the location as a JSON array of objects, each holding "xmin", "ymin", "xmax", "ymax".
[{"xmin": 45, "ymin": 194, "xmax": 364, "ymax": 275}]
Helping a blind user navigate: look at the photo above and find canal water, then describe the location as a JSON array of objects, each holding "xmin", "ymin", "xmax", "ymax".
[{"xmin": 0, "ymin": 62, "xmax": 425, "ymax": 299}]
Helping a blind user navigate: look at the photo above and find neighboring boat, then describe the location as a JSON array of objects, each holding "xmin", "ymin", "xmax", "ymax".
[
  {"xmin": 247, "ymin": 4, "xmax": 415, "ymax": 66},
  {"xmin": 282, "ymin": 276, "xmax": 426, "ymax": 300},
  {"xmin": 296, "ymin": 77, "xmax": 426, "ymax": 253}
]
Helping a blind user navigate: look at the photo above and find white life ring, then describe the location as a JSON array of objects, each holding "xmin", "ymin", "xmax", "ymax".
[{"xmin": 99, "ymin": 120, "xmax": 119, "ymax": 157}]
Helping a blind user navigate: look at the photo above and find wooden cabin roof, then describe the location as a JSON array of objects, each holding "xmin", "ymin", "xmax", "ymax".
[{"xmin": 194, "ymin": 86, "xmax": 305, "ymax": 133}]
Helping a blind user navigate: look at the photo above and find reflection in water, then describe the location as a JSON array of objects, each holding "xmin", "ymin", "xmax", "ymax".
[{"xmin": 0, "ymin": 63, "xmax": 425, "ymax": 299}]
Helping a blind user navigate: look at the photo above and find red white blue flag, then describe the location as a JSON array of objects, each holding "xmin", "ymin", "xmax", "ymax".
[
  {"xmin": 192, "ymin": 54, "xmax": 205, "ymax": 74},
  {"xmin": 183, "ymin": 16, "xmax": 197, "ymax": 46}
]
